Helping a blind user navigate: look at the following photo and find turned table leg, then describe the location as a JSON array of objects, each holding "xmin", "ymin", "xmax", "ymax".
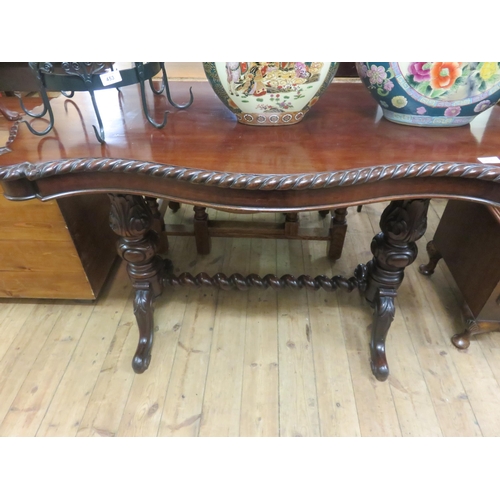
[
  {"xmin": 193, "ymin": 206, "xmax": 211, "ymax": 255},
  {"xmin": 109, "ymin": 194, "xmax": 168, "ymax": 373},
  {"xmin": 319, "ymin": 208, "xmax": 349, "ymax": 260},
  {"xmin": 363, "ymin": 199, "xmax": 430, "ymax": 381},
  {"xmin": 327, "ymin": 208, "xmax": 348, "ymax": 260},
  {"xmin": 285, "ymin": 212, "xmax": 299, "ymax": 236}
]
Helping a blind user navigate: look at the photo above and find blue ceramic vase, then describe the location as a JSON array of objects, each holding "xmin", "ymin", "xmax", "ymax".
[{"xmin": 356, "ymin": 62, "xmax": 500, "ymax": 127}]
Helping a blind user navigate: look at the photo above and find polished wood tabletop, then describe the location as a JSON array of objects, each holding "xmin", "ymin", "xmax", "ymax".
[
  {"xmin": 1, "ymin": 81, "xmax": 499, "ymax": 211},
  {"xmin": 2, "ymin": 80, "xmax": 500, "ymax": 170}
]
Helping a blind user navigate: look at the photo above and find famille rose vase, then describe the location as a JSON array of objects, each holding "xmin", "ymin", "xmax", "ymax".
[
  {"xmin": 203, "ymin": 62, "xmax": 339, "ymax": 126},
  {"xmin": 357, "ymin": 62, "xmax": 500, "ymax": 127}
]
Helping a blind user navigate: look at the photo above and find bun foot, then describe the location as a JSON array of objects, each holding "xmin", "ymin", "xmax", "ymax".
[
  {"xmin": 418, "ymin": 263, "xmax": 434, "ymax": 276},
  {"xmin": 451, "ymin": 331, "xmax": 471, "ymax": 350},
  {"xmin": 452, "ymin": 303, "xmax": 500, "ymax": 350}
]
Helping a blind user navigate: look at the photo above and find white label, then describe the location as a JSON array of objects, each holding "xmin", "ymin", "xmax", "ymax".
[
  {"xmin": 477, "ymin": 156, "xmax": 500, "ymax": 164},
  {"xmin": 100, "ymin": 70, "xmax": 122, "ymax": 86}
]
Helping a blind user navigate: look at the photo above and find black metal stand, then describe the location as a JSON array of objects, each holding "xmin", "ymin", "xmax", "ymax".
[{"xmin": 18, "ymin": 62, "xmax": 194, "ymax": 143}]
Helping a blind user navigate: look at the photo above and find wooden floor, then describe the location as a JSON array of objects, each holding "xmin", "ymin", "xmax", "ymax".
[{"xmin": 0, "ymin": 199, "xmax": 499, "ymax": 437}]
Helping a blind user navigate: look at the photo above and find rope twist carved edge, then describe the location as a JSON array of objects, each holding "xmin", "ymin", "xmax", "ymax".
[{"xmin": 1, "ymin": 157, "xmax": 500, "ymax": 190}]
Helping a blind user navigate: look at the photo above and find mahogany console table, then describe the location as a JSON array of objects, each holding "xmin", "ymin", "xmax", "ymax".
[{"xmin": 1, "ymin": 81, "xmax": 499, "ymax": 382}]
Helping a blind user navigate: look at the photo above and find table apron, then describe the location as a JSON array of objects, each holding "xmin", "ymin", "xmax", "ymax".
[{"xmin": 4, "ymin": 172, "xmax": 500, "ymax": 212}]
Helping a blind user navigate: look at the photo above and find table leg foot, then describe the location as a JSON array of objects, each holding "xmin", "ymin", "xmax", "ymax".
[
  {"xmin": 418, "ymin": 240, "xmax": 442, "ymax": 276},
  {"xmin": 452, "ymin": 302, "xmax": 500, "ymax": 349},
  {"xmin": 451, "ymin": 330, "xmax": 471, "ymax": 350}
]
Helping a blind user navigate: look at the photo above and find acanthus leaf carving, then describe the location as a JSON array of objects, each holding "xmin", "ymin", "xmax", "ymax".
[{"xmin": 108, "ymin": 194, "xmax": 152, "ymax": 239}]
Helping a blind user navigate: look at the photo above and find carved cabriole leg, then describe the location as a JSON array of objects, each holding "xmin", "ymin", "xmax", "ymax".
[
  {"xmin": 328, "ymin": 207, "xmax": 348, "ymax": 260},
  {"xmin": 109, "ymin": 194, "xmax": 166, "ymax": 373},
  {"xmin": 418, "ymin": 240, "xmax": 442, "ymax": 276},
  {"xmin": 364, "ymin": 199, "xmax": 430, "ymax": 381}
]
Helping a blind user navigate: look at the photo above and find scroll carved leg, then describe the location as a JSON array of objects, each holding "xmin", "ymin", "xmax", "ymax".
[
  {"xmin": 109, "ymin": 194, "xmax": 167, "ymax": 373},
  {"xmin": 363, "ymin": 199, "xmax": 430, "ymax": 381},
  {"xmin": 370, "ymin": 288, "xmax": 396, "ymax": 381},
  {"xmin": 418, "ymin": 240, "xmax": 442, "ymax": 276},
  {"xmin": 132, "ymin": 287, "xmax": 155, "ymax": 372}
]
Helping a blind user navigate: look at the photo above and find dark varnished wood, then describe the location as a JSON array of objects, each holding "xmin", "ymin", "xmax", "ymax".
[
  {"xmin": 193, "ymin": 205, "xmax": 211, "ymax": 254},
  {"xmin": 1, "ymin": 81, "xmax": 500, "ymax": 380},
  {"xmin": 364, "ymin": 199, "xmax": 430, "ymax": 380},
  {"xmin": 57, "ymin": 194, "xmax": 118, "ymax": 297},
  {"xmin": 164, "ymin": 268, "xmax": 366, "ymax": 292},
  {"xmin": 183, "ymin": 204, "xmax": 347, "ymax": 259},
  {"xmin": 419, "ymin": 200, "xmax": 500, "ymax": 347},
  {"xmin": 108, "ymin": 194, "xmax": 167, "ymax": 373},
  {"xmin": 328, "ymin": 208, "xmax": 348, "ymax": 260},
  {"xmin": 418, "ymin": 240, "xmax": 442, "ymax": 276},
  {"xmin": 452, "ymin": 302, "xmax": 500, "ymax": 349},
  {"xmin": 1, "ymin": 82, "xmax": 500, "ymax": 193}
]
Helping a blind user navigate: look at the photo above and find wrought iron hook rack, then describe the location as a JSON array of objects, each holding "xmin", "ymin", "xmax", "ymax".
[{"xmin": 18, "ymin": 62, "xmax": 194, "ymax": 143}]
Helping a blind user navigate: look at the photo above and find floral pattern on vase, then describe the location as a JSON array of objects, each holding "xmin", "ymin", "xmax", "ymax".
[
  {"xmin": 203, "ymin": 62, "xmax": 339, "ymax": 126},
  {"xmin": 357, "ymin": 62, "xmax": 500, "ymax": 126}
]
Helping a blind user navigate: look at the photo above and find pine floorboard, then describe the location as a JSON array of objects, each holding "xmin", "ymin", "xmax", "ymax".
[{"xmin": 0, "ymin": 200, "xmax": 499, "ymax": 437}]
